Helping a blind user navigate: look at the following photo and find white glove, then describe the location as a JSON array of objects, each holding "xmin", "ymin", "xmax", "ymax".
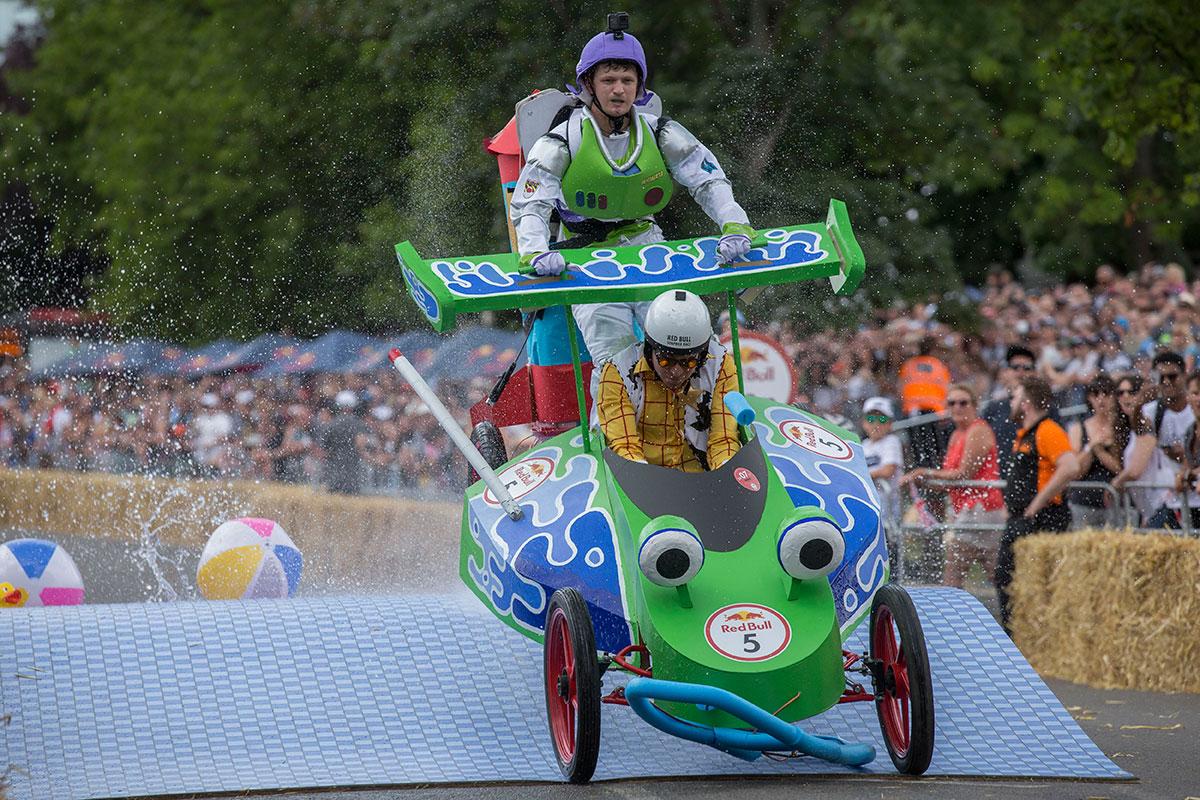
[
  {"xmin": 532, "ymin": 250, "xmax": 566, "ymax": 276},
  {"xmin": 717, "ymin": 233, "xmax": 751, "ymax": 264}
]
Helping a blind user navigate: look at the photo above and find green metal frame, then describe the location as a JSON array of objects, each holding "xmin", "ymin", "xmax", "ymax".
[{"xmin": 564, "ymin": 303, "xmax": 591, "ymax": 454}]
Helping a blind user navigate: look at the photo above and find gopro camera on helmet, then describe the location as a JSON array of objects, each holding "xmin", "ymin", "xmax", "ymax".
[{"xmin": 606, "ymin": 11, "xmax": 629, "ymax": 39}]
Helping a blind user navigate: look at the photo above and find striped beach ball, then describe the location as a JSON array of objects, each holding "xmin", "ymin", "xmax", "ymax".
[
  {"xmin": 196, "ymin": 518, "xmax": 303, "ymax": 600},
  {"xmin": 0, "ymin": 538, "xmax": 85, "ymax": 608}
]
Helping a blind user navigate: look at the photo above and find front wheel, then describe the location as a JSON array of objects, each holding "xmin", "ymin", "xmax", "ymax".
[
  {"xmin": 870, "ymin": 583, "xmax": 935, "ymax": 775},
  {"xmin": 543, "ymin": 588, "xmax": 601, "ymax": 783}
]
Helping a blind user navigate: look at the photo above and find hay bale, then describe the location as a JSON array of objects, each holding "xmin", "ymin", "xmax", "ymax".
[
  {"xmin": 1010, "ymin": 530, "xmax": 1200, "ymax": 694},
  {"xmin": 0, "ymin": 467, "xmax": 459, "ymax": 592}
]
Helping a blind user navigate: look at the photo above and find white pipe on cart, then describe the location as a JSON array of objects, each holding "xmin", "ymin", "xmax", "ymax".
[{"xmin": 388, "ymin": 348, "xmax": 524, "ymax": 521}]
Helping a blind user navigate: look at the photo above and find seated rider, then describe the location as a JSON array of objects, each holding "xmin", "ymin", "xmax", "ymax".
[
  {"xmin": 510, "ymin": 17, "xmax": 755, "ymax": 364},
  {"xmin": 597, "ymin": 289, "xmax": 741, "ymax": 472}
]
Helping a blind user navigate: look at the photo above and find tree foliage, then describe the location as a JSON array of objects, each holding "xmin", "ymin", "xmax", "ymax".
[{"xmin": 1, "ymin": 0, "xmax": 1197, "ymax": 340}]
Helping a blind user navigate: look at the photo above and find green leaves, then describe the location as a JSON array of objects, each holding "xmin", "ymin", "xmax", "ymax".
[
  {"xmin": 5, "ymin": 1, "xmax": 407, "ymax": 341},
  {"xmin": 3, "ymin": 0, "xmax": 1199, "ymax": 340}
]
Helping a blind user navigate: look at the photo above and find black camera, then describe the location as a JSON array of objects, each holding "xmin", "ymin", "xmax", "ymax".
[{"xmin": 606, "ymin": 11, "xmax": 629, "ymax": 39}]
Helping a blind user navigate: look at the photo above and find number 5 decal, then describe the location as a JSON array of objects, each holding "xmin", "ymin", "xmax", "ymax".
[{"xmin": 705, "ymin": 603, "xmax": 792, "ymax": 662}]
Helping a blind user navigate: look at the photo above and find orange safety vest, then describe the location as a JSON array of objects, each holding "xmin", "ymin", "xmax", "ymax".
[{"xmin": 899, "ymin": 356, "xmax": 951, "ymax": 415}]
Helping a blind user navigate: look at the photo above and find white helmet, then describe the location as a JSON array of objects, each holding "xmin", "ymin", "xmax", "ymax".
[{"xmin": 644, "ymin": 290, "xmax": 712, "ymax": 353}]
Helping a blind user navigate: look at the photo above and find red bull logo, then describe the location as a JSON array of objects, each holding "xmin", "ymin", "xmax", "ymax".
[
  {"xmin": 721, "ymin": 331, "xmax": 796, "ymax": 403},
  {"xmin": 705, "ymin": 603, "xmax": 791, "ymax": 661},
  {"xmin": 720, "ymin": 609, "xmax": 773, "ymax": 634},
  {"xmin": 483, "ymin": 456, "xmax": 556, "ymax": 506},
  {"xmin": 779, "ymin": 419, "xmax": 853, "ymax": 460},
  {"xmin": 739, "ymin": 347, "xmax": 768, "ymax": 363}
]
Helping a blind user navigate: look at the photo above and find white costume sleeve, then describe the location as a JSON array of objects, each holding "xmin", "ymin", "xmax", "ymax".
[
  {"xmin": 509, "ymin": 128, "xmax": 571, "ymax": 256},
  {"xmin": 655, "ymin": 118, "xmax": 749, "ymax": 228}
]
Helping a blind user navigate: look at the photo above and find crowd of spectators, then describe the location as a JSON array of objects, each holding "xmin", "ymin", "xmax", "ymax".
[
  {"xmin": 770, "ymin": 260, "xmax": 1200, "ymax": 425},
  {"xmin": 0, "ymin": 365, "xmax": 480, "ymax": 498},
  {"xmin": 2, "ymin": 259, "xmax": 1200, "ymax": 508}
]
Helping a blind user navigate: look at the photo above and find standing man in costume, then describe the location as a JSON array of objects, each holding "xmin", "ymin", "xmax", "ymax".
[
  {"xmin": 597, "ymin": 290, "xmax": 741, "ymax": 472},
  {"xmin": 509, "ymin": 14, "xmax": 755, "ymax": 364}
]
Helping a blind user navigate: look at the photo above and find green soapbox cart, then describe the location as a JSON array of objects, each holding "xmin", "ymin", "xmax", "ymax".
[{"xmin": 391, "ymin": 199, "xmax": 934, "ymax": 782}]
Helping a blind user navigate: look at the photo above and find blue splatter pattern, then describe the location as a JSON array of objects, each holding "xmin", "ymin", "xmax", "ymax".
[
  {"xmin": 432, "ymin": 228, "xmax": 828, "ymax": 300},
  {"xmin": 399, "ymin": 263, "xmax": 441, "ymax": 324},
  {"xmin": 464, "ymin": 443, "xmax": 633, "ymax": 652}
]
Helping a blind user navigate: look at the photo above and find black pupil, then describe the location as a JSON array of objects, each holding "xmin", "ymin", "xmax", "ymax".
[
  {"xmin": 657, "ymin": 548, "xmax": 690, "ymax": 580},
  {"xmin": 799, "ymin": 539, "xmax": 834, "ymax": 570}
]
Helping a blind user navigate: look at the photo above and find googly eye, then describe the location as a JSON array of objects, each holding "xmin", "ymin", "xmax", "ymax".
[
  {"xmin": 638, "ymin": 522, "xmax": 704, "ymax": 588},
  {"xmin": 778, "ymin": 515, "xmax": 844, "ymax": 580}
]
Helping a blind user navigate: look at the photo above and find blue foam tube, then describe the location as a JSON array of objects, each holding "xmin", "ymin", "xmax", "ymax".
[
  {"xmin": 624, "ymin": 677, "xmax": 875, "ymax": 766},
  {"xmin": 724, "ymin": 391, "xmax": 756, "ymax": 426}
]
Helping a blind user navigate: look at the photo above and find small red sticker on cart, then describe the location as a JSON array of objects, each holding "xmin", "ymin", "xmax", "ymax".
[
  {"xmin": 483, "ymin": 456, "xmax": 554, "ymax": 506},
  {"xmin": 733, "ymin": 467, "xmax": 760, "ymax": 492},
  {"xmin": 705, "ymin": 603, "xmax": 791, "ymax": 662}
]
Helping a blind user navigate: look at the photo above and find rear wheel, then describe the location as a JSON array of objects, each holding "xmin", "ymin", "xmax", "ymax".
[
  {"xmin": 543, "ymin": 588, "xmax": 601, "ymax": 783},
  {"xmin": 870, "ymin": 583, "xmax": 935, "ymax": 775},
  {"xmin": 467, "ymin": 421, "xmax": 507, "ymax": 485}
]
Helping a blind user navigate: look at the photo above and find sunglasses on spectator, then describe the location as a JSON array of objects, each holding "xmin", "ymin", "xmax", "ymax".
[
  {"xmin": 946, "ymin": 398, "xmax": 973, "ymax": 408},
  {"xmin": 1117, "ymin": 388, "xmax": 1137, "ymax": 396},
  {"xmin": 1159, "ymin": 371, "xmax": 1183, "ymax": 383},
  {"xmin": 1009, "ymin": 362, "xmax": 1035, "ymax": 371},
  {"xmin": 864, "ymin": 413, "xmax": 890, "ymax": 423}
]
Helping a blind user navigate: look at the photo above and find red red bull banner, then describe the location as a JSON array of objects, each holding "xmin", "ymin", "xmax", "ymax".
[{"xmin": 719, "ymin": 330, "xmax": 797, "ymax": 403}]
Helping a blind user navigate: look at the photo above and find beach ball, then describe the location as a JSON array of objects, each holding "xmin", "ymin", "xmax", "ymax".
[
  {"xmin": 196, "ymin": 518, "xmax": 303, "ymax": 600},
  {"xmin": 0, "ymin": 538, "xmax": 85, "ymax": 608}
]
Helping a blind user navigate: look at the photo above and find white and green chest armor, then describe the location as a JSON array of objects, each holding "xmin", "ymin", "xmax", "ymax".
[{"xmin": 558, "ymin": 109, "xmax": 675, "ymax": 221}]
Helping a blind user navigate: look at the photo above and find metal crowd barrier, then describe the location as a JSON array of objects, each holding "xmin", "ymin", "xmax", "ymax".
[
  {"xmin": 891, "ymin": 403, "xmax": 1091, "ymax": 433},
  {"xmin": 885, "ymin": 477, "xmax": 1199, "ymax": 539}
]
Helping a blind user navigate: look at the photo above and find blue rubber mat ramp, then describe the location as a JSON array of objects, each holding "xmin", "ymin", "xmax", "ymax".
[{"xmin": 0, "ymin": 588, "xmax": 1128, "ymax": 799}]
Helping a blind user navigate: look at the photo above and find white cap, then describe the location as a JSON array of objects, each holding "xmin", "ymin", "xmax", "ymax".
[
  {"xmin": 643, "ymin": 289, "xmax": 712, "ymax": 352},
  {"xmin": 370, "ymin": 404, "xmax": 394, "ymax": 421},
  {"xmin": 862, "ymin": 396, "xmax": 895, "ymax": 418},
  {"xmin": 200, "ymin": 392, "xmax": 219, "ymax": 408},
  {"xmin": 334, "ymin": 390, "xmax": 358, "ymax": 409},
  {"xmin": 235, "ymin": 389, "xmax": 255, "ymax": 405}
]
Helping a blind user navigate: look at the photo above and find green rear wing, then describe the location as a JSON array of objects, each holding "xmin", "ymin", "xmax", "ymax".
[{"xmin": 397, "ymin": 198, "xmax": 866, "ymax": 332}]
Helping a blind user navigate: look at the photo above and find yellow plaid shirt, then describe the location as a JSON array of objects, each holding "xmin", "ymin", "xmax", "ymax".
[{"xmin": 598, "ymin": 351, "xmax": 741, "ymax": 472}]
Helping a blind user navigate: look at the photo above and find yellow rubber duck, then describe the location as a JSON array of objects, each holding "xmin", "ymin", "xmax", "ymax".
[{"xmin": 1, "ymin": 582, "xmax": 29, "ymax": 608}]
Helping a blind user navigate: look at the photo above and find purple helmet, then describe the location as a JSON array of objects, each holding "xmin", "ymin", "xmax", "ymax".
[{"xmin": 575, "ymin": 31, "xmax": 648, "ymax": 97}]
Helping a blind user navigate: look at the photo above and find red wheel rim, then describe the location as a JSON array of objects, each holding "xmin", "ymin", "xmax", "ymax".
[
  {"xmin": 873, "ymin": 605, "xmax": 911, "ymax": 756},
  {"xmin": 546, "ymin": 607, "xmax": 577, "ymax": 762}
]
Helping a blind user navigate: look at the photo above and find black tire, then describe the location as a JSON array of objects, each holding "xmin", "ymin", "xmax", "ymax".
[
  {"xmin": 870, "ymin": 583, "xmax": 935, "ymax": 775},
  {"xmin": 467, "ymin": 421, "xmax": 507, "ymax": 485},
  {"xmin": 543, "ymin": 588, "xmax": 602, "ymax": 783}
]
